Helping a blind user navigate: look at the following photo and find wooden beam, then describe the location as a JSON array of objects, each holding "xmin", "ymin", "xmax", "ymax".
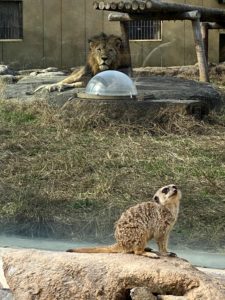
[
  {"xmin": 205, "ymin": 22, "xmax": 225, "ymax": 29},
  {"xmin": 192, "ymin": 18, "xmax": 209, "ymax": 82},
  {"xmin": 110, "ymin": 2, "xmax": 118, "ymax": 10},
  {"xmin": 95, "ymin": 0, "xmax": 225, "ymax": 22},
  {"xmin": 118, "ymin": 1, "xmax": 125, "ymax": 10},
  {"xmin": 144, "ymin": 0, "xmax": 204, "ymax": 13},
  {"xmin": 108, "ymin": 13, "xmax": 131, "ymax": 22},
  {"xmin": 108, "ymin": 10, "xmax": 200, "ymax": 21},
  {"xmin": 98, "ymin": 1, "xmax": 105, "ymax": 10},
  {"xmin": 124, "ymin": 1, "xmax": 132, "ymax": 10}
]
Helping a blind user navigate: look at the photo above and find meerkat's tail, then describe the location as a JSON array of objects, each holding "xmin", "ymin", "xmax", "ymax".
[{"xmin": 66, "ymin": 243, "xmax": 121, "ymax": 253}]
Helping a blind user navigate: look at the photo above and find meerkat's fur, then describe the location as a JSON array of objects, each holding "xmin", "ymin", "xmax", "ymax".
[{"xmin": 67, "ymin": 184, "xmax": 181, "ymax": 258}]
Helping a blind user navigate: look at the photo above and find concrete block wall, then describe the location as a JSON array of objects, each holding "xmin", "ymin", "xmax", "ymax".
[{"xmin": 0, "ymin": 0, "xmax": 223, "ymax": 69}]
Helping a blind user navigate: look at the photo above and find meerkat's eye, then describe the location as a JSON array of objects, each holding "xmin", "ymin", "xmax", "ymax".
[
  {"xmin": 154, "ymin": 196, "xmax": 160, "ymax": 203},
  {"xmin": 172, "ymin": 185, "xmax": 177, "ymax": 190},
  {"xmin": 162, "ymin": 187, "xmax": 169, "ymax": 194}
]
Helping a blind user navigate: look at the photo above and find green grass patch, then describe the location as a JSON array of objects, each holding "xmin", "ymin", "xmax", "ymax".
[{"xmin": 0, "ymin": 101, "xmax": 37, "ymax": 124}]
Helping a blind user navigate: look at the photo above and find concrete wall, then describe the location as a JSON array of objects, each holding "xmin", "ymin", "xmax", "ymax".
[
  {"xmin": 0, "ymin": 0, "xmax": 224, "ymax": 69},
  {"xmin": 0, "ymin": 0, "xmax": 118, "ymax": 69},
  {"xmin": 130, "ymin": 0, "xmax": 222, "ymax": 67}
]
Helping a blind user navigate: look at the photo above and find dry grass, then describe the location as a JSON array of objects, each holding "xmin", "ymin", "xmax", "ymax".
[
  {"xmin": 0, "ymin": 96, "xmax": 224, "ymax": 252},
  {"xmin": 0, "ymin": 68, "xmax": 225, "ymax": 251},
  {"xmin": 135, "ymin": 62, "xmax": 225, "ymax": 89}
]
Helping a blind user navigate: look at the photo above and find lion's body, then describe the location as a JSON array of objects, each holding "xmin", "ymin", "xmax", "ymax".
[{"xmin": 35, "ymin": 33, "xmax": 131, "ymax": 93}]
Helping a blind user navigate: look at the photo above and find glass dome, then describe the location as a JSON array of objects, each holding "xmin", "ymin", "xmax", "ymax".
[{"xmin": 85, "ymin": 70, "xmax": 137, "ymax": 98}]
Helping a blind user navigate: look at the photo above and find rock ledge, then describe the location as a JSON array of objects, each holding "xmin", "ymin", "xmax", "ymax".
[{"xmin": 2, "ymin": 249, "xmax": 225, "ymax": 300}]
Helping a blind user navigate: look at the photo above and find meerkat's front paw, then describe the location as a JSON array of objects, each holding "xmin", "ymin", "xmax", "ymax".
[
  {"xmin": 167, "ymin": 252, "xmax": 177, "ymax": 257},
  {"xmin": 143, "ymin": 252, "xmax": 160, "ymax": 259},
  {"xmin": 144, "ymin": 247, "xmax": 153, "ymax": 252},
  {"xmin": 160, "ymin": 252, "xmax": 177, "ymax": 257}
]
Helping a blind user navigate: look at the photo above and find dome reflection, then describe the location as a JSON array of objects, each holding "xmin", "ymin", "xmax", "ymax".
[{"xmin": 85, "ymin": 70, "xmax": 137, "ymax": 98}]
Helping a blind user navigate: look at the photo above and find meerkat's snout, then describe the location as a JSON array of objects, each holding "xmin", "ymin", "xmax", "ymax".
[{"xmin": 170, "ymin": 185, "xmax": 178, "ymax": 196}]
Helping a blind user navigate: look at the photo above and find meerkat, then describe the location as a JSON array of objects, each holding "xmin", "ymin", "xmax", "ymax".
[{"xmin": 67, "ymin": 184, "xmax": 181, "ymax": 258}]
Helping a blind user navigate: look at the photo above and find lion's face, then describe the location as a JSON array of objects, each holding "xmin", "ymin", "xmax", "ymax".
[{"xmin": 88, "ymin": 33, "xmax": 123, "ymax": 75}]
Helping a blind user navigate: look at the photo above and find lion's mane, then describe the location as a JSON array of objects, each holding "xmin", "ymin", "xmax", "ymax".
[{"xmin": 86, "ymin": 32, "xmax": 130, "ymax": 76}]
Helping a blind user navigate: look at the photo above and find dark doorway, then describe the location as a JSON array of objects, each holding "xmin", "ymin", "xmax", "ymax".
[{"xmin": 219, "ymin": 33, "xmax": 225, "ymax": 62}]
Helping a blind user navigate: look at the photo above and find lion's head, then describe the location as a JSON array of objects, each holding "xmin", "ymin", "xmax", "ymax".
[{"xmin": 87, "ymin": 33, "xmax": 129, "ymax": 75}]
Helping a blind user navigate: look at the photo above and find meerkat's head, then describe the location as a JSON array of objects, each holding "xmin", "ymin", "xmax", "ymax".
[{"xmin": 153, "ymin": 184, "xmax": 182, "ymax": 205}]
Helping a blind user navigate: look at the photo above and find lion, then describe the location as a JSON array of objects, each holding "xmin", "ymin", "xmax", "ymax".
[{"xmin": 34, "ymin": 32, "xmax": 131, "ymax": 93}]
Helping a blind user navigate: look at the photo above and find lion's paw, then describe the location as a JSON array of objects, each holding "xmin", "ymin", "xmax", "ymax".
[
  {"xmin": 33, "ymin": 83, "xmax": 65, "ymax": 93},
  {"xmin": 47, "ymin": 83, "xmax": 64, "ymax": 92}
]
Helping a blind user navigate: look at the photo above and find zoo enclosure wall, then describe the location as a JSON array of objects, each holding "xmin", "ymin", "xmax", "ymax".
[{"xmin": 0, "ymin": 0, "xmax": 224, "ymax": 69}]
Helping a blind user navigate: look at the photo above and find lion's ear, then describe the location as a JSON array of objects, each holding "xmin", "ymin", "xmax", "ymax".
[
  {"xmin": 88, "ymin": 39, "xmax": 95, "ymax": 49},
  {"xmin": 115, "ymin": 38, "xmax": 123, "ymax": 49}
]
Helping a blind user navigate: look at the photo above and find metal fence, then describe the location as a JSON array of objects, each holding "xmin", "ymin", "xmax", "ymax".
[{"xmin": 128, "ymin": 19, "xmax": 161, "ymax": 40}]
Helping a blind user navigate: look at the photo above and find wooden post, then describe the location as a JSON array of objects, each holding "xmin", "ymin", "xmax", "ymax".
[
  {"xmin": 200, "ymin": 23, "xmax": 209, "ymax": 63},
  {"xmin": 120, "ymin": 21, "xmax": 133, "ymax": 76},
  {"xmin": 192, "ymin": 18, "xmax": 209, "ymax": 82}
]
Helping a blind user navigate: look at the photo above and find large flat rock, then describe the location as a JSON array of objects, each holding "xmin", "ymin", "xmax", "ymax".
[
  {"xmin": 1, "ymin": 74, "xmax": 221, "ymax": 113},
  {"xmin": 2, "ymin": 248, "xmax": 225, "ymax": 300},
  {"xmin": 2, "ymin": 75, "xmax": 77, "ymax": 107}
]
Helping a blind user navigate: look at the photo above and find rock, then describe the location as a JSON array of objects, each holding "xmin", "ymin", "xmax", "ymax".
[
  {"xmin": 130, "ymin": 287, "xmax": 156, "ymax": 300},
  {"xmin": 0, "ymin": 65, "xmax": 15, "ymax": 76},
  {"xmin": 0, "ymin": 65, "xmax": 9, "ymax": 75},
  {"xmin": 157, "ymin": 295, "xmax": 187, "ymax": 300},
  {"xmin": 1, "ymin": 74, "xmax": 78, "ymax": 107},
  {"xmin": 29, "ymin": 67, "xmax": 65, "ymax": 77},
  {"xmin": 30, "ymin": 71, "xmax": 66, "ymax": 77},
  {"xmin": 35, "ymin": 71, "xmax": 67, "ymax": 77},
  {"xmin": 17, "ymin": 69, "xmax": 43, "ymax": 76},
  {"xmin": 0, "ymin": 289, "xmax": 14, "ymax": 300},
  {"xmin": 0, "ymin": 257, "xmax": 9, "ymax": 289},
  {"xmin": 2, "ymin": 249, "xmax": 225, "ymax": 300},
  {"xmin": 158, "ymin": 296, "xmax": 187, "ymax": 300},
  {"xmin": 197, "ymin": 267, "xmax": 225, "ymax": 295},
  {"xmin": 0, "ymin": 75, "xmax": 17, "ymax": 84},
  {"xmin": 45, "ymin": 67, "xmax": 59, "ymax": 72},
  {"xmin": 1, "ymin": 72, "xmax": 221, "ymax": 118}
]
